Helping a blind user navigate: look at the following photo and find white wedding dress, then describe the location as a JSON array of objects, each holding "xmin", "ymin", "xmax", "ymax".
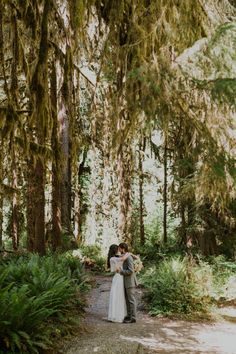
[{"xmin": 108, "ymin": 257, "xmax": 127, "ymax": 322}]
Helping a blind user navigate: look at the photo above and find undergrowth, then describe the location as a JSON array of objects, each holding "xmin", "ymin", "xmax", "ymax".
[{"xmin": 0, "ymin": 253, "xmax": 90, "ymax": 353}]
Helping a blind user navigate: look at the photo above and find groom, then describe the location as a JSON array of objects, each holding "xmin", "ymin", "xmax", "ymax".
[{"xmin": 117, "ymin": 242, "xmax": 137, "ymax": 323}]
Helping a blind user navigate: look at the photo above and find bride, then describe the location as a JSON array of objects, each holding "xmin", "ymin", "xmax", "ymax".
[{"xmin": 107, "ymin": 244, "xmax": 129, "ymax": 323}]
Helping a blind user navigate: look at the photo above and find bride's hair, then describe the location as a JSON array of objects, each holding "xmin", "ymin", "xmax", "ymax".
[{"xmin": 107, "ymin": 244, "xmax": 118, "ymax": 269}]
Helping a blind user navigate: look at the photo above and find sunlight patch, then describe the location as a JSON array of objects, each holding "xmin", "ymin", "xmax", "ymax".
[{"xmin": 195, "ymin": 324, "xmax": 236, "ymax": 354}]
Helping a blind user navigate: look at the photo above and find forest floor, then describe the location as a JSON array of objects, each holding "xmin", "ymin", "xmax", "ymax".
[{"xmin": 62, "ymin": 275, "xmax": 236, "ymax": 354}]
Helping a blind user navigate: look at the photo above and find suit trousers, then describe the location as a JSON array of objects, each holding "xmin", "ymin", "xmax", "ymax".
[{"xmin": 124, "ymin": 286, "xmax": 136, "ymax": 320}]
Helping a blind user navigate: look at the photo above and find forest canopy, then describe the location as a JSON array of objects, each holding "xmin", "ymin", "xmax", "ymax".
[{"xmin": 0, "ymin": 0, "xmax": 236, "ymax": 257}]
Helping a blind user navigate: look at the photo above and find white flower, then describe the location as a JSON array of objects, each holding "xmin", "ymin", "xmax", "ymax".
[
  {"xmin": 134, "ymin": 257, "xmax": 143, "ymax": 273},
  {"xmin": 71, "ymin": 249, "xmax": 83, "ymax": 259}
]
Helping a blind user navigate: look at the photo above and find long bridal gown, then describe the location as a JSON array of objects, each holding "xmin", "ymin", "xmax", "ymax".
[{"xmin": 108, "ymin": 257, "xmax": 127, "ymax": 322}]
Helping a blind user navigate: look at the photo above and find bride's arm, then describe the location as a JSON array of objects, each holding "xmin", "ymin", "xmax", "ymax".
[
  {"xmin": 130, "ymin": 253, "xmax": 139, "ymax": 260},
  {"xmin": 118, "ymin": 252, "xmax": 130, "ymax": 261},
  {"xmin": 115, "ymin": 253, "xmax": 130, "ymax": 272},
  {"xmin": 120, "ymin": 252, "xmax": 139, "ymax": 260}
]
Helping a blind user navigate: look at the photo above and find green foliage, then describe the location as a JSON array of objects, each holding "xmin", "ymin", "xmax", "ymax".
[
  {"xmin": 212, "ymin": 78, "xmax": 236, "ymax": 106},
  {"xmin": 5, "ymin": 208, "xmax": 25, "ymax": 249},
  {"xmin": 60, "ymin": 231, "xmax": 78, "ymax": 251},
  {"xmin": 141, "ymin": 252, "xmax": 236, "ymax": 317},
  {"xmin": 132, "ymin": 211, "xmax": 162, "ymax": 261},
  {"xmin": 133, "ymin": 212, "xmax": 181, "ymax": 265},
  {"xmin": 80, "ymin": 244, "xmax": 101, "ymax": 258},
  {"xmin": 0, "ymin": 253, "xmax": 89, "ymax": 353},
  {"xmin": 80, "ymin": 244, "xmax": 106, "ymax": 272},
  {"xmin": 207, "ymin": 255, "xmax": 236, "ymax": 301},
  {"xmin": 140, "ymin": 257, "xmax": 212, "ymax": 317}
]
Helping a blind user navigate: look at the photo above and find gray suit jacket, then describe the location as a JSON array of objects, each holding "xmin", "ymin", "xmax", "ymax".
[{"xmin": 120, "ymin": 255, "xmax": 138, "ymax": 288}]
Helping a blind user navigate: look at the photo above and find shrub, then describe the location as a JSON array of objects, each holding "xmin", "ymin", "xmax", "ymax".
[
  {"xmin": 72, "ymin": 245, "xmax": 106, "ymax": 272},
  {"xmin": 208, "ymin": 256, "xmax": 236, "ymax": 302},
  {"xmin": 140, "ymin": 256, "xmax": 213, "ymax": 316},
  {"xmin": 220, "ymin": 274, "xmax": 236, "ymax": 303},
  {"xmin": 80, "ymin": 244, "xmax": 101, "ymax": 259}
]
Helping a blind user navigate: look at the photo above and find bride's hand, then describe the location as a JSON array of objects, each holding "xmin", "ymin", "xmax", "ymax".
[{"xmin": 131, "ymin": 253, "xmax": 139, "ymax": 260}]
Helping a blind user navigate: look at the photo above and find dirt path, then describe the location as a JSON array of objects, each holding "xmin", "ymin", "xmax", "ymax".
[{"xmin": 63, "ymin": 276, "xmax": 236, "ymax": 354}]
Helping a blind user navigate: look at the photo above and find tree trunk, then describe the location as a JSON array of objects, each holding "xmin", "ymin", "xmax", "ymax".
[
  {"xmin": 51, "ymin": 61, "xmax": 62, "ymax": 250},
  {"xmin": 117, "ymin": 143, "xmax": 133, "ymax": 244},
  {"xmin": 33, "ymin": 159, "xmax": 45, "ymax": 255},
  {"xmin": 73, "ymin": 178, "xmax": 80, "ymax": 242},
  {"xmin": 163, "ymin": 136, "xmax": 168, "ymax": 244},
  {"xmin": 0, "ymin": 195, "xmax": 2, "ymax": 249},
  {"xmin": 59, "ymin": 50, "xmax": 72, "ymax": 234},
  {"xmin": 26, "ymin": 164, "xmax": 35, "ymax": 252},
  {"xmin": 199, "ymin": 232, "xmax": 218, "ymax": 256},
  {"xmin": 11, "ymin": 146, "xmax": 19, "ymax": 250},
  {"xmin": 59, "ymin": 92, "xmax": 71, "ymax": 233},
  {"xmin": 10, "ymin": 7, "xmax": 18, "ymax": 104},
  {"xmin": 73, "ymin": 151, "xmax": 87, "ymax": 244},
  {"xmin": 10, "ymin": 6, "xmax": 20, "ymax": 250},
  {"xmin": 29, "ymin": 0, "xmax": 51, "ymax": 255},
  {"xmin": 180, "ymin": 205, "xmax": 187, "ymax": 245},
  {"xmin": 0, "ymin": 140, "xmax": 3, "ymax": 249},
  {"xmin": 138, "ymin": 141, "xmax": 145, "ymax": 245}
]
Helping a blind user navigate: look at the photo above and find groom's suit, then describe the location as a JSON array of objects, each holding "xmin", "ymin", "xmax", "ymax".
[{"xmin": 120, "ymin": 255, "xmax": 137, "ymax": 321}]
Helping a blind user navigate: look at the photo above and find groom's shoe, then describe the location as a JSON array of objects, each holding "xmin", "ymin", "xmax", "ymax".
[
  {"xmin": 123, "ymin": 316, "xmax": 130, "ymax": 321},
  {"xmin": 123, "ymin": 318, "xmax": 136, "ymax": 323}
]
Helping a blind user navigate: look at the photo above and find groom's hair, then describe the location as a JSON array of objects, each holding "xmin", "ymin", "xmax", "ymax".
[{"xmin": 119, "ymin": 242, "xmax": 129, "ymax": 252}]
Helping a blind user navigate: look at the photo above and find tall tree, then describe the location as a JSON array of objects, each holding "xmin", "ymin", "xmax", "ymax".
[
  {"xmin": 138, "ymin": 140, "xmax": 145, "ymax": 245},
  {"xmin": 11, "ymin": 144, "xmax": 19, "ymax": 250},
  {"xmin": 50, "ymin": 60, "xmax": 62, "ymax": 250},
  {"xmin": 29, "ymin": 0, "xmax": 51, "ymax": 255},
  {"xmin": 163, "ymin": 133, "xmax": 168, "ymax": 244},
  {"xmin": 59, "ymin": 48, "xmax": 72, "ymax": 234}
]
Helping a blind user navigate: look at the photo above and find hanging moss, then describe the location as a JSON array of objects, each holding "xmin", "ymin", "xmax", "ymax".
[{"xmin": 0, "ymin": 0, "xmax": 235, "ymax": 252}]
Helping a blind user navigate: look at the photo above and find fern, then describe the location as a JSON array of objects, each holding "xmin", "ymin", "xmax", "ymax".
[
  {"xmin": 140, "ymin": 257, "xmax": 212, "ymax": 316},
  {"xmin": 0, "ymin": 254, "xmax": 89, "ymax": 353}
]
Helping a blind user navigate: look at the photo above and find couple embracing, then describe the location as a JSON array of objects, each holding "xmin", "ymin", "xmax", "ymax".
[{"xmin": 107, "ymin": 242, "xmax": 138, "ymax": 323}]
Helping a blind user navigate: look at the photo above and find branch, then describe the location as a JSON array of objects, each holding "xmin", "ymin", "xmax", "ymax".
[{"xmin": 49, "ymin": 40, "xmax": 95, "ymax": 87}]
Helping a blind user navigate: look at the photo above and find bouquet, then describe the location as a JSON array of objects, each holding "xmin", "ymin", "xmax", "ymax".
[{"xmin": 133, "ymin": 256, "xmax": 143, "ymax": 273}]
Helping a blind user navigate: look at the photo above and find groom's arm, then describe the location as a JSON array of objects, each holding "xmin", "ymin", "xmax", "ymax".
[{"xmin": 119, "ymin": 256, "xmax": 134, "ymax": 276}]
